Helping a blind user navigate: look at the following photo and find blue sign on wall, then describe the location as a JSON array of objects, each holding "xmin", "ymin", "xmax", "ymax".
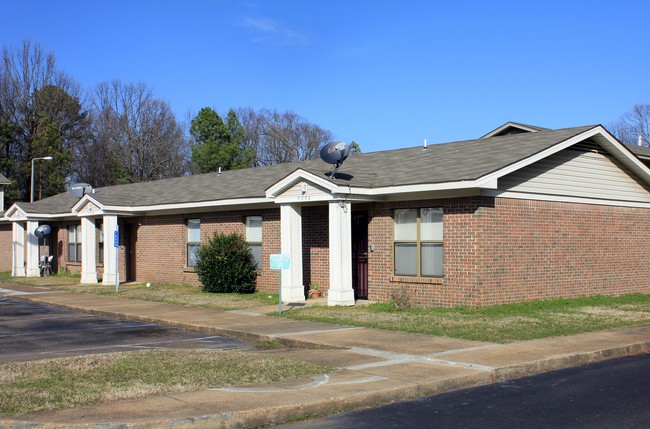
[
  {"xmin": 114, "ymin": 231, "xmax": 119, "ymax": 248},
  {"xmin": 270, "ymin": 254, "xmax": 290, "ymax": 270}
]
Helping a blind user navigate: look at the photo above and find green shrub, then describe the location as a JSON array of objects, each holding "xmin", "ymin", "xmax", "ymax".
[{"xmin": 195, "ymin": 233, "xmax": 257, "ymax": 294}]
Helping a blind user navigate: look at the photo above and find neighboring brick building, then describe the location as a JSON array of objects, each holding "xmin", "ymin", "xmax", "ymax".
[{"xmin": 2, "ymin": 123, "xmax": 650, "ymax": 307}]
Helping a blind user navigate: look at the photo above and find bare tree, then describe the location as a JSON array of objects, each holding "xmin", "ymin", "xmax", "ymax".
[
  {"xmin": 0, "ymin": 39, "xmax": 86, "ymax": 201},
  {"xmin": 79, "ymin": 80, "xmax": 189, "ymax": 186},
  {"xmin": 611, "ymin": 104, "xmax": 650, "ymax": 147},
  {"xmin": 237, "ymin": 108, "xmax": 333, "ymax": 166}
]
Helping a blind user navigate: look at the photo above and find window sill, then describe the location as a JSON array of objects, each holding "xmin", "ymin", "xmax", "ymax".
[
  {"xmin": 390, "ymin": 276, "xmax": 444, "ymax": 285},
  {"xmin": 183, "ymin": 267, "xmax": 196, "ymax": 273}
]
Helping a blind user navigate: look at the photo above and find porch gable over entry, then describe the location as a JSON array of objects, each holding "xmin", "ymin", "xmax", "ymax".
[
  {"xmin": 267, "ymin": 169, "xmax": 361, "ymax": 306},
  {"xmin": 71, "ymin": 196, "xmax": 123, "ymax": 286}
]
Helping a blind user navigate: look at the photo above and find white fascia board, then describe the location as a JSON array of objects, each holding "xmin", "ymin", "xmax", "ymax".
[
  {"xmin": 485, "ymin": 189, "xmax": 650, "ymax": 209},
  {"xmin": 591, "ymin": 127, "xmax": 650, "ymax": 185},
  {"xmin": 6, "ymin": 210, "xmax": 72, "ymax": 221},
  {"xmin": 266, "ymin": 169, "xmax": 344, "ymax": 198},
  {"xmin": 99, "ymin": 197, "xmax": 271, "ymax": 214},
  {"xmin": 3, "ymin": 204, "xmax": 24, "ymax": 220},
  {"xmin": 349, "ymin": 179, "xmax": 492, "ymax": 197}
]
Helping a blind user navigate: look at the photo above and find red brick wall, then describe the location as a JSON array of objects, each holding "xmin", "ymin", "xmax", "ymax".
[
  {"xmin": 367, "ymin": 197, "xmax": 650, "ymax": 307},
  {"xmin": 132, "ymin": 209, "xmax": 281, "ymax": 290},
  {"xmin": 57, "ymin": 222, "xmax": 81, "ymax": 275},
  {"xmin": 302, "ymin": 206, "xmax": 329, "ymax": 292},
  {"xmin": 477, "ymin": 198, "xmax": 650, "ymax": 305},
  {"xmin": 0, "ymin": 224, "xmax": 11, "ymax": 272}
]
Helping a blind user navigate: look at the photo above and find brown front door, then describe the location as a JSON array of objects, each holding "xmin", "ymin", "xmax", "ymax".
[{"xmin": 352, "ymin": 211, "xmax": 368, "ymax": 299}]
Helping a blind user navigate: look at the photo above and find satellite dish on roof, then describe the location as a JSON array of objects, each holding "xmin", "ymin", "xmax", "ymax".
[
  {"xmin": 320, "ymin": 141, "xmax": 350, "ymax": 180},
  {"xmin": 34, "ymin": 224, "xmax": 51, "ymax": 238},
  {"xmin": 67, "ymin": 183, "xmax": 93, "ymax": 198}
]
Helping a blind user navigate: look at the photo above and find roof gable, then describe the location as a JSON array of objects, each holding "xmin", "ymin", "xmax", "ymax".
[
  {"xmin": 4, "ymin": 204, "xmax": 28, "ymax": 221},
  {"xmin": 499, "ymin": 142, "xmax": 650, "ymax": 204},
  {"xmin": 481, "ymin": 122, "xmax": 550, "ymax": 139}
]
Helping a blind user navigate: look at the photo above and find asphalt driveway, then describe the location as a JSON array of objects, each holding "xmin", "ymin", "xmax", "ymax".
[{"xmin": 0, "ymin": 297, "xmax": 250, "ymax": 364}]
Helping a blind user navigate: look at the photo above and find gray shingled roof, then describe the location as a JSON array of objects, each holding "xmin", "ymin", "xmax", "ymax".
[
  {"xmin": 626, "ymin": 144, "xmax": 650, "ymax": 158},
  {"xmin": 16, "ymin": 125, "xmax": 598, "ymax": 215},
  {"xmin": 0, "ymin": 173, "xmax": 9, "ymax": 185}
]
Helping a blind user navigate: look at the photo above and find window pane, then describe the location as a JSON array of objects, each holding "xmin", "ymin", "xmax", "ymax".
[
  {"xmin": 394, "ymin": 242, "xmax": 417, "ymax": 276},
  {"xmin": 250, "ymin": 243, "xmax": 262, "ymax": 269},
  {"xmin": 246, "ymin": 216, "xmax": 263, "ymax": 242},
  {"xmin": 68, "ymin": 244, "xmax": 76, "ymax": 262},
  {"xmin": 187, "ymin": 243, "xmax": 200, "ymax": 267},
  {"xmin": 394, "ymin": 209, "xmax": 417, "ymax": 240},
  {"xmin": 76, "ymin": 244, "xmax": 82, "ymax": 262},
  {"xmin": 187, "ymin": 219, "xmax": 200, "ymax": 242},
  {"xmin": 69, "ymin": 225, "xmax": 76, "ymax": 242},
  {"xmin": 420, "ymin": 208, "xmax": 443, "ymax": 241},
  {"xmin": 421, "ymin": 243, "xmax": 443, "ymax": 277}
]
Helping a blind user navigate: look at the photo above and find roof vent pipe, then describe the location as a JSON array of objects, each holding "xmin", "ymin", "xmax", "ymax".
[
  {"xmin": 639, "ymin": 134, "xmax": 644, "ymax": 147},
  {"xmin": 218, "ymin": 167, "xmax": 222, "ymax": 176},
  {"xmin": 422, "ymin": 138, "xmax": 428, "ymax": 151}
]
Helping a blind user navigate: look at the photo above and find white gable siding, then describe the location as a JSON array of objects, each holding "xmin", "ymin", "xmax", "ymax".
[
  {"xmin": 274, "ymin": 180, "xmax": 332, "ymax": 203},
  {"xmin": 498, "ymin": 145, "xmax": 650, "ymax": 203}
]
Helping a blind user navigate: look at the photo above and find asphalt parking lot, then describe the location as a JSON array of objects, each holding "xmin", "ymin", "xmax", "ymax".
[{"xmin": 0, "ymin": 297, "xmax": 250, "ymax": 364}]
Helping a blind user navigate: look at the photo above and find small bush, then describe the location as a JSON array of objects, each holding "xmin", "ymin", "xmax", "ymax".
[
  {"xmin": 195, "ymin": 233, "xmax": 257, "ymax": 294},
  {"xmin": 390, "ymin": 287, "xmax": 412, "ymax": 310}
]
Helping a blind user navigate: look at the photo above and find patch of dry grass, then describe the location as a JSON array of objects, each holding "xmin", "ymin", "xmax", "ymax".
[{"xmin": 0, "ymin": 349, "xmax": 330, "ymax": 417}]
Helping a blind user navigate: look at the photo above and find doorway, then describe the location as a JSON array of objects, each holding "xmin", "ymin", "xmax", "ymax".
[
  {"xmin": 125, "ymin": 223, "xmax": 138, "ymax": 282},
  {"xmin": 352, "ymin": 211, "xmax": 368, "ymax": 299}
]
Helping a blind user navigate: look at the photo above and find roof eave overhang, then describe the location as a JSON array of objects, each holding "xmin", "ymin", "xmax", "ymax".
[
  {"xmin": 98, "ymin": 197, "xmax": 273, "ymax": 216},
  {"xmin": 348, "ymin": 179, "xmax": 498, "ymax": 197}
]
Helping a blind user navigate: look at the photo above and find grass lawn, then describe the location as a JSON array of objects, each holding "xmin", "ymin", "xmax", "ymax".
[
  {"xmin": 278, "ymin": 294, "xmax": 650, "ymax": 343},
  {"xmin": 0, "ymin": 349, "xmax": 330, "ymax": 417},
  {"xmin": 0, "ymin": 272, "xmax": 278, "ymax": 310}
]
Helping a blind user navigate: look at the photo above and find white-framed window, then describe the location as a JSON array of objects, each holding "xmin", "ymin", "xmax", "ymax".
[
  {"xmin": 394, "ymin": 208, "xmax": 443, "ymax": 277},
  {"xmin": 187, "ymin": 219, "xmax": 201, "ymax": 267},
  {"xmin": 68, "ymin": 224, "xmax": 82, "ymax": 263},
  {"xmin": 246, "ymin": 216, "xmax": 262, "ymax": 269}
]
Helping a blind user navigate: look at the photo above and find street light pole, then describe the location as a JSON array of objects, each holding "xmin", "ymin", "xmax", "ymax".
[{"xmin": 30, "ymin": 156, "xmax": 53, "ymax": 203}]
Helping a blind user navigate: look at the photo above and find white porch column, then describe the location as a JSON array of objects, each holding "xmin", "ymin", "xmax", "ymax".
[
  {"xmin": 12, "ymin": 222, "xmax": 26, "ymax": 277},
  {"xmin": 328, "ymin": 201, "xmax": 355, "ymax": 306},
  {"xmin": 280, "ymin": 204, "xmax": 305, "ymax": 302},
  {"xmin": 102, "ymin": 215, "xmax": 118, "ymax": 284},
  {"xmin": 26, "ymin": 221, "xmax": 40, "ymax": 277},
  {"xmin": 80, "ymin": 217, "xmax": 97, "ymax": 284}
]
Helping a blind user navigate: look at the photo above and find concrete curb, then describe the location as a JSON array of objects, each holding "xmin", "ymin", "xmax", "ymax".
[{"xmin": 492, "ymin": 341, "xmax": 650, "ymax": 380}]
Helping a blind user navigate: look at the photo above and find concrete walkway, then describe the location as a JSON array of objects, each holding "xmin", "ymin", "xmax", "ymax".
[{"xmin": 2, "ymin": 283, "xmax": 649, "ymax": 429}]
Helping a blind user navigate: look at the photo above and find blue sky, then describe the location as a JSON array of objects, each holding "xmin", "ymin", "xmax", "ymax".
[{"xmin": 3, "ymin": 0, "xmax": 649, "ymax": 152}]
